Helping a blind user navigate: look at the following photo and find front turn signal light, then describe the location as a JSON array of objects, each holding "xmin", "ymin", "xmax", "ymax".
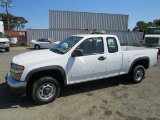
[{"xmin": 17, "ymin": 65, "xmax": 24, "ymax": 70}]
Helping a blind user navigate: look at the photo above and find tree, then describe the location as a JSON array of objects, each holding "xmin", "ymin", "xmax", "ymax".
[
  {"xmin": 133, "ymin": 21, "xmax": 148, "ymax": 32},
  {"xmin": 153, "ymin": 19, "xmax": 160, "ymax": 27},
  {"xmin": 132, "ymin": 19, "xmax": 160, "ymax": 32},
  {"xmin": 132, "ymin": 26, "xmax": 139, "ymax": 32},
  {"xmin": 0, "ymin": 13, "xmax": 28, "ymax": 30},
  {"xmin": 13, "ymin": 17, "xmax": 28, "ymax": 30},
  {"xmin": 0, "ymin": 13, "xmax": 15, "ymax": 30}
]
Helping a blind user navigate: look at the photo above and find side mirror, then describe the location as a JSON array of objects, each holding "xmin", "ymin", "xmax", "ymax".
[{"xmin": 71, "ymin": 49, "xmax": 83, "ymax": 57}]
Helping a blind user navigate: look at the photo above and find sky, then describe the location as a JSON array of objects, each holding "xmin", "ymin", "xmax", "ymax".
[{"xmin": 0, "ymin": 0, "xmax": 160, "ymax": 30}]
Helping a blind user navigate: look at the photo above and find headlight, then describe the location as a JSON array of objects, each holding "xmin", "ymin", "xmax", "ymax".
[
  {"xmin": 11, "ymin": 63, "xmax": 24, "ymax": 70},
  {"xmin": 5, "ymin": 41, "xmax": 10, "ymax": 44},
  {"xmin": 10, "ymin": 63, "xmax": 24, "ymax": 81}
]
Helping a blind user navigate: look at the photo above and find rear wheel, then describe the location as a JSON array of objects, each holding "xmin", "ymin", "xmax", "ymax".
[
  {"xmin": 131, "ymin": 65, "xmax": 145, "ymax": 83},
  {"xmin": 34, "ymin": 44, "xmax": 40, "ymax": 49},
  {"xmin": 31, "ymin": 76, "xmax": 61, "ymax": 104}
]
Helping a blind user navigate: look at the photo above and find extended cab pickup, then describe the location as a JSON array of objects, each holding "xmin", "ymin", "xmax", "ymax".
[{"xmin": 6, "ymin": 34, "xmax": 158, "ymax": 104}]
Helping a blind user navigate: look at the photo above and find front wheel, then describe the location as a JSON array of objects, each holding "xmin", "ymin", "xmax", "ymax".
[
  {"xmin": 34, "ymin": 44, "xmax": 40, "ymax": 49},
  {"xmin": 31, "ymin": 76, "xmax": 61, "ymax": 104},
  {"xmin": 131, "ymin": 65, "xmax": 145, "ymax": 83},
  {"xmin": 5, "ymin": 48, "xmax": 10, "ymax": 52}
]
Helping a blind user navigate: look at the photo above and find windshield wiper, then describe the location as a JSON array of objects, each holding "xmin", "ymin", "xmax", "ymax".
[{"xmin": 50, "ymin": 48, "xmax": 65, "ymax": 54}]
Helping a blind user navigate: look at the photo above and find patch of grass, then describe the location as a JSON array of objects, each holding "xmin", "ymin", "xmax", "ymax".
[
  {"xmin": 130, "ymin": 42, "xmax": 140, "ymax": 47},
  {"xmin": 121, "ymin": 42, "xmax": 129, "ymax": 46}
]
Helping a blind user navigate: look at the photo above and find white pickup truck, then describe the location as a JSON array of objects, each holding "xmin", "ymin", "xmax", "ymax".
[{"xmin": 6, "ymin": 34, "xmax": 158, "ymax": 104}]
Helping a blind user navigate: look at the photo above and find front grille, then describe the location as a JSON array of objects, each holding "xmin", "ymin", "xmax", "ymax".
[
  {"xmin": 145, "ymin": 37, "xmax": 159, "ymax": 45},
  {"xmin": 0, "ymin": 42, "xmax": 5, "ymax": 44}
]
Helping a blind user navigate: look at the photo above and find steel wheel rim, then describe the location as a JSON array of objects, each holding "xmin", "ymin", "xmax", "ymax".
[
  {"xmin": 37, "ymin": 83, "xmax": 56, "ymax": 100},
  {"xmin": 134, "ymin": 69, "xmax": 144, "ymax": 81}
]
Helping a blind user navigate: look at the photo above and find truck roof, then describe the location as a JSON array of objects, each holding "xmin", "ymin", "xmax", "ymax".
[{"xmin": 72, "ymin": 34, "xmax": 117, "ymax": 38}]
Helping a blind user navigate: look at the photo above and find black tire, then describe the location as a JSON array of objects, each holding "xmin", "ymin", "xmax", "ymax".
[
  {"xmin": 34, "ymin": 44, "xmax": 40, "ymax": 49},
  {"xmin": 131, "ymin": 65, "xmax": 145, "ymax": 83},
  {"xmin": 5, "ymin": 48, "xmax": 10, "ymax": 52},
  {"xmin": 31, "ymin": 76, "xmax": 61, "ymax": 104}
]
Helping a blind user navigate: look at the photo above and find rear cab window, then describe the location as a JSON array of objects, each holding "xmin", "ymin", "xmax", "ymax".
[{"xmin": 106, "ymin": 37, "xmax": 118, "ymax": 53}]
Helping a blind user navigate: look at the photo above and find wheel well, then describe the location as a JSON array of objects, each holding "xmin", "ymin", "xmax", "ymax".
[
  {"xmin": 34, "ymin": 44, "xmax": 40, "ymax": 47},
  {"xmin": 131, "ymin": 59, "xmax": 149, "ymax": 72},
  {"xmin": 27, "ymin": 69, "xmax": 65, "ymax": 90}
]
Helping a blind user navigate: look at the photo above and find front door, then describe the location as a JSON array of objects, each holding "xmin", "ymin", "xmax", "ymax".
[
  {"xmin": 42, "ymin": 39, "xmax": 51, "ymax": 48},
  {"xmin": 67, "ymin": 37, "xmax": 107, "ymax": 84}
]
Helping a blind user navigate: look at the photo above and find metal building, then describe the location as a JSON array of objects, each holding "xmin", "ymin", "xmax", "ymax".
[
  {"xmin": 49, "ymin": 10, "xmax": 129, "ymax": 31},
  {"xmin": 27, "ymin": 10, "xmax": 142, "ymax": 46},
  {"xmin": 27, "ymin": 29, "xmax": 143, "ymax": 46}
]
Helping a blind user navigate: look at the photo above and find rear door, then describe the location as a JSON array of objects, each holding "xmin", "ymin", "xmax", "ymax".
[
  {"xmin": 67, "ymin": 37, "xmax": 107, "ymax": 83},
  {"xmin": 105, "ymin": 37, "xmax": 122, "ymax": 77}
]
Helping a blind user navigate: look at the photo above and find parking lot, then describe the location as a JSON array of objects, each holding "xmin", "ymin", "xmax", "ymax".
[{"xmin": 0, "ymin": 47, "xmax": 160, "ymax": 120}]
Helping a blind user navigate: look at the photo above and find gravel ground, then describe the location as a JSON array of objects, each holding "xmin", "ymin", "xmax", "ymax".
[{"xmin": 0, "ymin": 47, "xmax": 160, "ymax": 120}]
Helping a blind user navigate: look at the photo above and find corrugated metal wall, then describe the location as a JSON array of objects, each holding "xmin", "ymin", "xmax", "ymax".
[
  {"xmin": 27, "ymin": 29, "xmax": 90, "ymax": 46},
  {"xmin": 49, "ymin": 10, "xmax": 129, "ymax": 31},
  {"xmin": 106, "ymin": 31, "xmax": 143, "ymax": 44},
  {"xmin": 27, "ymin": 29, "xmax": 143, "ymax": 46}
]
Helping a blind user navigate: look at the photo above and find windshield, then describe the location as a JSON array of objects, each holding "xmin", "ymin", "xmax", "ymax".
[
  {"xmin": 0, "ymin": 32, "xmax": 6, "ymax": 38},
  {"xmin": 50, "ymin": 36, "xmax": 83, "ymax": 54},
  {"xmin": 146, "ymin": 28, "xmax": 160, "ymax": 34}
]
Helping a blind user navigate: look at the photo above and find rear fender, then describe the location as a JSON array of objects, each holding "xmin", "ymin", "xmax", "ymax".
[{"xmin": 128, "ymin": 57, "xmax": 150, "ymax": 73}]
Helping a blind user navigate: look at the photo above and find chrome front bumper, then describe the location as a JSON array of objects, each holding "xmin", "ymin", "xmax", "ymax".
[
  {"xmin": 6, "ymin": 72, "xmax": 27, "ymax": 96},
  {"xmin": 0, "ymin": 43, "xmax": 10, "ymax": 49}
]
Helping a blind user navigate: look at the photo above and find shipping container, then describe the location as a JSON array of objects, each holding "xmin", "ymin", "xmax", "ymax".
[
  {"xmin": 106, "ymin": 31, "xmax": 143, "ymax": 44},
  {"xmin": 5, "ymin": 31, "xmax": 26, "ymax": 36},
  {"xmin": 49, "ymin": 10, "xmax": 129, "ymax": 31}
]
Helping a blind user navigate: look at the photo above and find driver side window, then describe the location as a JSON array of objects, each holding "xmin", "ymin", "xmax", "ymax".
[
  {"xmin": 76, "ymin": 37, "xmax": 104, "ymax": 55},
  {"xmin": 44, "ymin": 39, "xmax": 50, "ymax": 42}
]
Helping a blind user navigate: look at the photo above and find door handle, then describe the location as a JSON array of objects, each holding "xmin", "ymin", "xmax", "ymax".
[{"xmin": 98, "ymin": 56, "xmax": 106, "ymax": 61}]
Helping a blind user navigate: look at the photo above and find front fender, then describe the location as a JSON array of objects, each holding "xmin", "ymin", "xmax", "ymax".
[{"xmin": 24, "ymin": 65, "xmax": 67, "ymax": 85}]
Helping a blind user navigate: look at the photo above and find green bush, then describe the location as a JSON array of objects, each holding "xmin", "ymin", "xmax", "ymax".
[
  {"xmin": 18, "ymin": 42, "xmax": 27, "ymax": 46},
  {"xmin": 121, "ymin": 42, "xmax": 129, "ymax": 46},
  {"xmin": 130, "ymin": 42, "xmax": 140, "ymax": 47}
]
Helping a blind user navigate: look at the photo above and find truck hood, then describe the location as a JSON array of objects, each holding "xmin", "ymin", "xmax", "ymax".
[
  {"xmin": 0, "ymin": 38, "xmax": 9, "ymax": 42},
  {"xmin": 12, "ymin": 49, "xmax": 62, "ymax": 64}
]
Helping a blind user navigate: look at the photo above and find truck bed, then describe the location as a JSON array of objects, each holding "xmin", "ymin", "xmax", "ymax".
[
  {"xmin": 121, "ymin": 46, "xmax": 153, "ymax": 51},
  {"xmin": 119, "ymin": 46, "xmax": 158, "ymax": 75}
]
